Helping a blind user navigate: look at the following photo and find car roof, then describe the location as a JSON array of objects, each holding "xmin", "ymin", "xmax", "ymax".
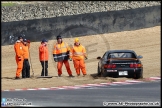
[{"xmin": 106, "ymin": 50, "xmax": 136, "ymax": 53}]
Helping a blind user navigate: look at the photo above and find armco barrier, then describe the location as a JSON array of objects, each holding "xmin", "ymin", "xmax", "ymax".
[{"xmin": 1, "ymin": 5, "xmax": 161, "ymax": 46}]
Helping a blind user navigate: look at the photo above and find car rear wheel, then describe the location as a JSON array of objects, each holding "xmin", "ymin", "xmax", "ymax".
[
  {"xmin": 101, "ymin": 69, "xmax": 107, "ymax": 77},
  {"xmin": 97, "ymin": 64, "xmax": 107, "ymax": 77},
  {"xmin": 101, "ymin": 72, "xmax": 107, "ymax": 77},
  {"xmin": 97, "ymin": 66, "xmax": 101, "ymax": 76},
  {"xmin": 134, "ymin": 73, "xmax": 143, "ymax": 79}
]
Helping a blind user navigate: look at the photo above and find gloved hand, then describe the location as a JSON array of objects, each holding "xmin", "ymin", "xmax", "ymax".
[
  {"xmin": 18, "ymin": 57, "xmax": 21, "ymax": 61},
  {"xmin": 27, "ymin": 40, "xmax": 30, "ymax": 43},
  {"xmin": 69, "ymin": 58, "xmax": 72, "ymax": 61}
]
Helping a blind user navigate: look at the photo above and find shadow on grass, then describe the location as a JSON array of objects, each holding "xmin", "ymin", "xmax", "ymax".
[{"xmin": 1, "ymin": 77, "xmax": 15, "ymax": 79}]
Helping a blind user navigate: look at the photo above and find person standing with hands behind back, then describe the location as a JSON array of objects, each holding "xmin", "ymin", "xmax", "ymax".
[{"xmin": 39, "ymin": 39, "xmax": 49, "ymax": 76}]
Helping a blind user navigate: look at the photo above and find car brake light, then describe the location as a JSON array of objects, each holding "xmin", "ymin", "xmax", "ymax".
[
  {"xmin": 104, "ymin": 64, "xmax": 107, "ymax": 68},
  {"xmin": 130, "ymin": 64, "xmax": 134, "ymax": 68},
  {"xmin": 104, "ymin": 64, "xmax": 116, "ymax": 68},
  {"xmin": 108, "ymin": 64, "xmax": 112, "ymax": 68},
  {"xmin": 130, "ymin": 63, "xmax": 142, "ymax": 68},
  {"xmin": 112, "ymin": 64, "xmax": 116, "ymax": 68},
  {"xmin": 104, "ymin": 64, "xmax": 111, "ymax": 68},
  {"xmin": 137, "ymin": 64, "xmax": 142, "ymax": 67},
  {"xmin": 133, "ymin": 64, "xmax": 138, "ymax": 68}
]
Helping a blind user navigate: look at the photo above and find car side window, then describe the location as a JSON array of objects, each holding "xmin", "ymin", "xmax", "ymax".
[
  {"xmin": 108, "ymin": 54, "xmax": 115, "ymax": 58},
  {"xmin": 106, "ymin": 53, "xmax": 113, "ymax": 59},
  {"xmin": 102, "ymin": 52, "xmax": 109, "ymax": 60},
  {"xmin": 130, "ymin": 53, "xmax": 136, "ymax": 58}
]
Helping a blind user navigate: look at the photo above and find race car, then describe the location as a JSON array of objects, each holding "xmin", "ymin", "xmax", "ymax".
[{"xmin": 97, "ymin": 50, "xmax": 143, "ymax": 79}]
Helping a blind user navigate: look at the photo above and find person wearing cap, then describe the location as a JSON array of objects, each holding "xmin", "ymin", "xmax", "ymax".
[
  {"xmin": 14, "ymin": 35, "xmax": 24, "ymax": 79},
  {"xmin": 22, "ymin": 38, "xmax": 31, "ymax": 78},
  {"xmin": 70, "ymin": 38, "xmax": 88, "ymax": 77},
  {"xmin": 53, "ymin": 35, "xmax": 74, "ymax": 77},
  {"xmin": 39, "ymin": 39, "xmax": 49, "ymax": 76}
]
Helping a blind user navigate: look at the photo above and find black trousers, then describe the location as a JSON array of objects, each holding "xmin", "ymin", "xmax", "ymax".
[
  {"xmin": 40, "ymin": 61, "xmax": 48, "ymax": 76},
  {"xmin": 22, "ymin": 59, "xmax": 30, "ymax": 78}
]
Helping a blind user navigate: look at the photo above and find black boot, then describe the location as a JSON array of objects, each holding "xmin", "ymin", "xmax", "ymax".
[
  {"xmin": 41, "ymin": 68, "xmax": 45, "ymax": 76},
  {"xmin": 45, "ymin": 68, "xmax": 48, "ymax": 76}
]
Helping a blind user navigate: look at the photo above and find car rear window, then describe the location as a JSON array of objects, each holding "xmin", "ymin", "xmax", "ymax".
[{"xmin": 108, "ymin": 52, "xmax": 136, "ymax": 59}]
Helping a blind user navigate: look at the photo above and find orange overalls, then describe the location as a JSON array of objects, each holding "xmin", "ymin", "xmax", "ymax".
[
  {"xmin": 14, "ymin": 40, "xmax": 24, "ymax": 78},
  {"xmin": 70, "ymin": 44, "xmax": 87, "ymax": 75},
  {"xmin": 39, "ymin": 44, "xmax": 49, "ymax": 61},
  {"xmin": 22, "ymin": 43, "xmax": 30, "ymax": 78},
  {"xmin": 22, "ymin": 43, "xmax": 30, "ymax": 59},
  {"xmin": 39, "ymin": 43, "xmax": 49, "ymax": 76},
  {"xmin": 53, "ymin": 42, "xmax": 72, "ymax": 76}
]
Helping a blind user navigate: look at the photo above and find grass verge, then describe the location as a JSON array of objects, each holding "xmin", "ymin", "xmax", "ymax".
[{"xmin": 1, "ymin": 2, "xmax": 18, "ymax": 7}]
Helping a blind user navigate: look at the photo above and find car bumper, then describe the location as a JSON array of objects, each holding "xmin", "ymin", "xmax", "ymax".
[{"xmin": 104, "ymin": 68, "xmax": 143, "ymax": 76}]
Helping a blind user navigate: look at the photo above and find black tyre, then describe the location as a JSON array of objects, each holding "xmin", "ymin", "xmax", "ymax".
[
  {"xmin": 134, "ymin": 72, "xmax": 143, "ymax": 79},
  {"xmin": 97, "ymin": 65, "xmax": 101, "ymax": 76},
  {"xmin": 101, "ymin": 69, "xmax": 107, "ymax": 77}
]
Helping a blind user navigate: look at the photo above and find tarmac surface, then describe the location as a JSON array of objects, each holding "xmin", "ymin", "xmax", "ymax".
[{"xmin": 2, "ymin": 80, "xmax": 161, "ymax": 107}]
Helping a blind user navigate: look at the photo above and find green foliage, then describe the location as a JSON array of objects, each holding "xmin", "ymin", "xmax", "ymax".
[{"xmin": 1, "ymin": 2, "xmax": 17, "ymax": 7}]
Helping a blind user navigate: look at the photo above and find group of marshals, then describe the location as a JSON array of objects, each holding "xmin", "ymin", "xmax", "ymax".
[{"xmin": 14, "ymin": 35, "xmax": 88, "ymax": 79}]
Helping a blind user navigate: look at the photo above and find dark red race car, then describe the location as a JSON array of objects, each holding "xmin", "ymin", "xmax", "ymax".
[{"xmin": 97, "ymin": 50, "xmax": 143, "ymax": 79}]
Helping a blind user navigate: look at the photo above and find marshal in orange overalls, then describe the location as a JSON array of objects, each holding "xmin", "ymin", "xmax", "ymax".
[
  {"xmin": 14, "ymin": 36, "xmax": 24, "ymax": 79},
  {"xmin": 39, "ymin": 39, "xmax": 49, "ymax": 76},
  {"xmin": 70, "ymin": 38, "xmax": 88, "ymax": 76},
  {"xmin": 22, "ymin": 39, "xmax": 30, "ymax": 78},
  {"xmin": 53, "ymin": 35, "xmax": 73, "ymax": 77}
]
